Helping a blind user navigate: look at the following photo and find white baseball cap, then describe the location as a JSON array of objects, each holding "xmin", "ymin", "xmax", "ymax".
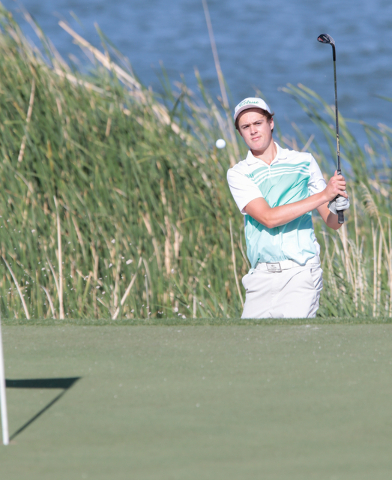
[{"xmin": 233, "ymin": 97, "xmax": 271, "ymax": 123}]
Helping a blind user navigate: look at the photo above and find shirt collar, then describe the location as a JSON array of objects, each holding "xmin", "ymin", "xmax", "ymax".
[{"xmin": 245, "ymin": 142, "xmax": 288, "ymax": 166}]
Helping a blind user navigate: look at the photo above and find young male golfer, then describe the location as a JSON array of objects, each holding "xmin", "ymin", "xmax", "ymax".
[{"xmin": 227, "ymin": 98, "xmax": 350, "ymax": 318}]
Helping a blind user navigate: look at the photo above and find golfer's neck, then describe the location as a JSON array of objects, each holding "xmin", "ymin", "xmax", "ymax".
[{"xmin": 251, "ymin": 139, "xmax": 277, "ymax": 165}]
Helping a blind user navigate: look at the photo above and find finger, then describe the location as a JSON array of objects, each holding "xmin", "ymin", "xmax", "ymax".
[{"xmin": 332, "ymin": 176, "xmax": 345, "ymax": 185}]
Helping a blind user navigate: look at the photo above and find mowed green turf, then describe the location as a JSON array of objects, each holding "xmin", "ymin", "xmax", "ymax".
[{"xmin": 1, "ymin": 323, "xmax": 392, "ymax": 479}]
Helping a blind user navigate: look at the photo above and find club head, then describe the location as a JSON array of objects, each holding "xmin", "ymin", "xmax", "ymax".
[{"xmin": 317, "ymin": 33, "xmax": 335, "ymax": 46}]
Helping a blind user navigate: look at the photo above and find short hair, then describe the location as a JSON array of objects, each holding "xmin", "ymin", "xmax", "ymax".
[{"xmin": 235, "ymin": 108, "xmax": 275, "ymax": 131}]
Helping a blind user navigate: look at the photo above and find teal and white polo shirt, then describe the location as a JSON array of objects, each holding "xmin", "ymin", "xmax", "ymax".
[{"xmin": 227, "ymin": 143, "xmax": 327, "ymax": 269}]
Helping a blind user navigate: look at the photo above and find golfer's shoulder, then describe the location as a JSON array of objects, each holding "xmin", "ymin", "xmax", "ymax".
[
  {"xmin": 226, "ymin": 158, "xmax": 250, "ymax": 182},
  {"xmin": 284, "ymin": 147, "xmax": 314, "ymax": 165}
]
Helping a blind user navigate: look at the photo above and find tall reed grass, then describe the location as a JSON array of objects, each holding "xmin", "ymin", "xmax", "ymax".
[{"xmin": 0, "ymin": 7, "xmax": 390, "ymax": 319}]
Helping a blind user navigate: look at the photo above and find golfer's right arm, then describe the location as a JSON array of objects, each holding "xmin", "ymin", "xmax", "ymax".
[{"xmin": 244, "ymin": 173, "xmax": 347, "ymax": 229}]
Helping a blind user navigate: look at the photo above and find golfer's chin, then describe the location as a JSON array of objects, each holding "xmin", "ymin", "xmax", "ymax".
[{"xmin": 250, "ymin": 141, "xmax": 266, "ymax": 153}]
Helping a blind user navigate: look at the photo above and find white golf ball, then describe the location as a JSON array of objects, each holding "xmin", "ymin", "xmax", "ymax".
[{"xmin": 215, "ymin": 138, "xmax": 226, "ymax": 149}]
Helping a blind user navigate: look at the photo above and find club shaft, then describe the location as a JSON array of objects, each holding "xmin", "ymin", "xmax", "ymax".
[
  {"xmin": 0, "ymin": 318, "xmax": 9, "ymax": 445},
  {"xmin": 331, "ymin": 44, "xmax": 344, "ymax": 224},
  {"xmin": 332, "ymin": 45, "xmax": 341, "ymax": 174}
]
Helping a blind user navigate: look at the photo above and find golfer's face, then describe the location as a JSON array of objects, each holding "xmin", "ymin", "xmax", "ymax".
[{"xmin": 237, "ymin": 109, "xmax": 274, "ymax": 153}]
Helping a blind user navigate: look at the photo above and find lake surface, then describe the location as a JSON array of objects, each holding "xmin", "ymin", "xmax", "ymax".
[{"xmin": 3, "ymin": 0, "xmax": 392, "ymax": 148}]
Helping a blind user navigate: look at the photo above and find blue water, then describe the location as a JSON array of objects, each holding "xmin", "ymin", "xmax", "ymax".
[{"xmin": 3, "ymin": 0, "xmax": 392, "ymax": 147}]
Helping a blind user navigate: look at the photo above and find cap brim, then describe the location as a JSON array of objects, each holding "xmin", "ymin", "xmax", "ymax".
[{"xmin": 233, "ymin": 101, "xmax": 271, "ymax": 122}]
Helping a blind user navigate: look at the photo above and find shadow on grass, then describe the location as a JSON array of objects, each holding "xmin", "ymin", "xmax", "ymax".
[{"xmin": 6, "ymin": 377, "xmax": 80, "ymax": 440}]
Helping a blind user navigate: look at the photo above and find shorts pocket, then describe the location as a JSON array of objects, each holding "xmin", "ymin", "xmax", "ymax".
[
  {"xmin": 242, "ymin": 272, "xmax": 252, "ymax": 289},
  {"xmin": 243, "ymin": 269, "xmax": 264, "ymax": 292}
]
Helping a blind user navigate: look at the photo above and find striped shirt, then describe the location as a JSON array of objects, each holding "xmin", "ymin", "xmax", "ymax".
[{"xmin": 227, "ymin": 143, "xmax": 327, "ymax": 269}]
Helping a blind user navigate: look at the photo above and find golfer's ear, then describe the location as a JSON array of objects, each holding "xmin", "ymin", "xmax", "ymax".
[{"xmin": 270, "ymin": 118, "xmax": 274, "ymax": 131}]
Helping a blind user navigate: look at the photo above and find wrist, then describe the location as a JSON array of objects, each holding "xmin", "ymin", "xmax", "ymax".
[{"xmin": 316, "ymin": 190, "xmax": 328, "ymax": 208}]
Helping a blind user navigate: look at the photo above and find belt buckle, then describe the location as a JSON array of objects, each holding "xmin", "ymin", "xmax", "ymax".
[{"xmin": 267, "ymin": 262, "xmax": 282, "ymax": 273}]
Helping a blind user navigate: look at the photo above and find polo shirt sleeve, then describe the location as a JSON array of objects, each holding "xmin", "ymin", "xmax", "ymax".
[
  {"xmin": 227, "ymin": 167, "xmax": 263, "ymax": 215},
  {"xmin": 308, "ymin": 155, "xmax": 327, "ymax": 195}
]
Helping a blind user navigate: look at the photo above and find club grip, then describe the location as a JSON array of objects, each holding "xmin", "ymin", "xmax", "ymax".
[{"xmin": 338, "ymin": 210, "xmax": 344, "ymax": 224}]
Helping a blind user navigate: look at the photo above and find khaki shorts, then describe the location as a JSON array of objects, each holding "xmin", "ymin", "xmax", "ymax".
[{"xmin": 241, "ymin": 258, "xmax": 323, "ymax": 319}]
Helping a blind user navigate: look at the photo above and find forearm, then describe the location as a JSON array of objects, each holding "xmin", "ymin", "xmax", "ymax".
[
  {"xmin": 245, "ymin": 191, "xmax": 328, "ymax": 228},
  {"xmin": 323, "ymin": 210, "xmax": 342, "ymax": 230}
]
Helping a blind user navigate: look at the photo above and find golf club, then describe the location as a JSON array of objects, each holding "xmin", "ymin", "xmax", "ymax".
[
  {"xmin": 317, "ymin": 33, "xmax": 344, "ymax": 225},
  {"xmin": 0, "ymin": 313, "xmax": 9, "ymax": 446}
]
